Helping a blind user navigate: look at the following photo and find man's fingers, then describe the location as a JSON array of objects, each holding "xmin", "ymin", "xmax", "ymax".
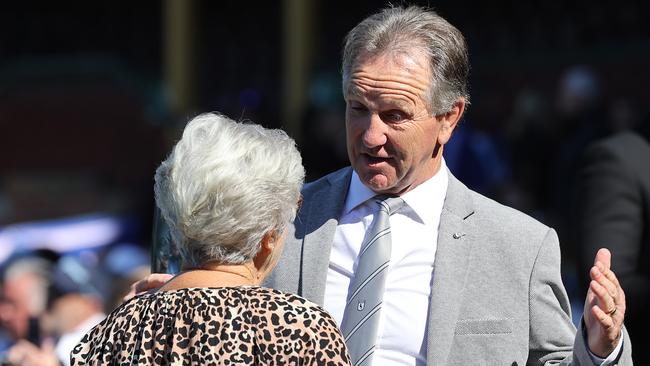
[
  {"xmin": 596, "ymin": 261, "xmax": 622, "ymax": 289},
  {"xmin": 590, "ymin": 280, "xmax": 616, "ymax": 315},
  {"xmin": 123, "ymin": 273, "xmax": 174, "ymax": 302},
  {"xmin": 591, "ymin": 305, "xmax": 621, "ymax": 343},
  {"xmin": 591, "ymin": 250, "xmax": 626, "ymax": 311},
  {"xmin": 584, "ymin": 248, "xmax": 625, "ymax": 357},
  {"xmin": 594, "ymin": 248, "xmax": 611, "ymax": 269},
  {"xmin": 590, "ymin": 266, "xmax": 618, "ymax": 299},
  {"xmin": 135, "ymin": 273, "xmax": 173, "ymax": 292}
]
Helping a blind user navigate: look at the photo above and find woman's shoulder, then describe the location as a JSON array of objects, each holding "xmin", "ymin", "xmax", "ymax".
[
  {"xmin": 117, "ymin": 287, "xmax": 341, "ymax": 341},
  {"xmin": 244, "ymin": 287, "xmax": 335, "ymax": 316},
  {"xmin": 130, "ymin": 286, "xmax": 332, "ymax": 319}
]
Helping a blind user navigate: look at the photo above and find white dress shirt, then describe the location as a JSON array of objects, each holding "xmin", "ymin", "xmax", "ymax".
[{"xmin": 323, "ymin": 163, "xmax": 448, "ymax": 366}]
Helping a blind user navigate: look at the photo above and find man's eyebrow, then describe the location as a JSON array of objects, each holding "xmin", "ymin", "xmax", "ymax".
[
  {"xmin": 389, "ymin": 99, "xmax": 411, "ymax": 110},
  {"xmin": 373, "ymin": 97, "xmax": 415, "ymax": 112},
  {"xmin": 345, "ymin": 84, "xmax": 416, "ymax": 110},
  {"xmin": 345, "ymin": 86, "xmax": 364, "ymax": 98}
]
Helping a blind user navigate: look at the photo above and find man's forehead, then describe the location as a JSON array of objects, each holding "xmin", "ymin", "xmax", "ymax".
[
  {"xmin": 356, "ymin": 49, "xmax": 430, "ymax": 74},
  {"xmin": 346, "ymin": 68, "xmax": 429, "ymax": 108},
  {"xmin": 347, "ymin": 53, "xmax": 430, "ymax": 89},
  {"xmin": 347, "ymin": 86, "xmax": 414, "ymax": 107}
]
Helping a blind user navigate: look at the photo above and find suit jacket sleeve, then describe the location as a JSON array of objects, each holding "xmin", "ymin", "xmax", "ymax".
[
  {"xmin": 527, "ymin": 228, "xmax": 632, "ymax": 365},
  {"xmin": 527, "ymin": 228, "xmax": 577, "ymax": 365}
]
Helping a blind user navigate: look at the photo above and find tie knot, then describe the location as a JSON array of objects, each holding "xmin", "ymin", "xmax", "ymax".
[{"xmin": 375, "ymin": 196, "xmax": 405, "ymax": 216}]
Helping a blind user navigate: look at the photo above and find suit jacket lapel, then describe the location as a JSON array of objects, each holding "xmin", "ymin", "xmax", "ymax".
[
  {"xmin": 298, "ymin": 168, "xmax": 352, "ymax": 305},
  {"xmin": 426, "ymin": 171, "xmax": 475, "ymax": 365}
]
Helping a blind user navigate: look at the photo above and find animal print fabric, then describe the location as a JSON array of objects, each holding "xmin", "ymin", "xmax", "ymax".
[{"xmin": 71, "ymin": 287, "xmax": 350, "ymax": 365}]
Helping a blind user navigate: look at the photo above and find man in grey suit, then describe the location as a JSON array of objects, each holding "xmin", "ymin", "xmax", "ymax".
[
  {"xmin": 267, "ymin": 5, "xmax": 632, "ymax": 366},
  {"xmin": 136, "ymin": 5, "xmax": 632, "ymax": 366}
]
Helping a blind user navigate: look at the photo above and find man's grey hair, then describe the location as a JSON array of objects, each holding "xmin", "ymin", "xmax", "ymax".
[
  {"xmin": 341, "ymin": 5, "xmax": 470, "ymax": 114},
  {"xmin": 154, "ymin": 113, "xmax": 305, "ymax": 267}
]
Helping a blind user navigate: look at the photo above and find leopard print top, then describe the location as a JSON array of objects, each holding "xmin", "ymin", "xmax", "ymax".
[{"xmin": 71, "ymin": 287, "xmax": 350, "ymax": 365}]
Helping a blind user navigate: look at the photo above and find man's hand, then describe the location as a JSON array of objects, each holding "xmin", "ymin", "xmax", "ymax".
[
  {"xmin": 583, "ymin": 248, "xmax": 626, "ymax": 358},
  {"xmin": 123, "ymin": 273, "xmax": 174, "ymax": 302}
]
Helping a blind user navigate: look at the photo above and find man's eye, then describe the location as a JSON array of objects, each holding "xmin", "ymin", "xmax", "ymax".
[
  {"xmin": 350, "ymin": 104, "xmax": 368, "ymax": 112},
  {"xmin": 380, "ymin": 111, "xmax": 406, "ymax": 123}
]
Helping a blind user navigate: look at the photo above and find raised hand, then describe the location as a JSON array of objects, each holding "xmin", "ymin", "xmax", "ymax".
[{"xmin": 583, "ymin": 248, "xmax": 626, "ymax": 357}]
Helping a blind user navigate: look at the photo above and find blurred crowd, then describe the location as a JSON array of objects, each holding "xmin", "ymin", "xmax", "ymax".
[{"xmin": 0, "ymin": 244, "xmax": 149, "ymax": 365}]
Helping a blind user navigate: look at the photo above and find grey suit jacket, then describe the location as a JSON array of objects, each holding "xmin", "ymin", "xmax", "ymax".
[{"xmin": 266, "ymin": 167, "xmax": 633, "ymax": 365}]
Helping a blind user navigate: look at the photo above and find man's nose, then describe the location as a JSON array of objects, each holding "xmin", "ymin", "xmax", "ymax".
[{"xmin": 361, "ymin": 114, "xmax": 387, "ymax": 148}]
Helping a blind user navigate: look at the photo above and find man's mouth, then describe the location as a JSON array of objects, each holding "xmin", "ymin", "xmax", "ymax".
[{"xmin": 362, "ymin": 154, "xmax": 391, "ymax": 165}]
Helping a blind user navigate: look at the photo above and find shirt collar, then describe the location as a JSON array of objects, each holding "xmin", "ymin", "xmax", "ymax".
[{"xmin": 344, "ymin": 160, "xmax": 449, "ymax": 225}]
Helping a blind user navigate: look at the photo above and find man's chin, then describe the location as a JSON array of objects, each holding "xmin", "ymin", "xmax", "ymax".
[{"xmin": 360, "ymin": 173, "xmax": 397, "ymax": 194}]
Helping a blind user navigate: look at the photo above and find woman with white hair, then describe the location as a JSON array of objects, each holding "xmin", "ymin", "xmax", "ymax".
[{"xmin": 71, "ymin": 113, "xmax": 350, "ymax": 365}]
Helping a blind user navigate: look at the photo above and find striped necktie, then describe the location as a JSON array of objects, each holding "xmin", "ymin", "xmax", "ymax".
[{"xmin": 340, "ymin": 195, "xmax": 405, "ymax": 366}]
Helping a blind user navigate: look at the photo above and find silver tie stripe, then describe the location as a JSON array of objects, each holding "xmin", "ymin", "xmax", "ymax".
[{"xmin": 340, "ymin": 196, "xmax": 405, "ymax": 366}]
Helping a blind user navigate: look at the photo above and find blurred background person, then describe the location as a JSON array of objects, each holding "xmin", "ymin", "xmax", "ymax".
[
  {"xmin": 45, "ymin": 294, "xmax": 105, "ymax": 366},
  {"xmin": 2, "ymin": 253, "xmax": 107, "ymax": 366},
  {"xmin": 550, "ymin": 67, "xmax": 608, "ymax": 260},
  {"xmin": 0, "ymin": 252, "xmax": 57, "ymax": 365},
  {"xmin": 71, "ymin": 113, "xmax": 350, "ymax": 365},
  {"xmin": 574, "ymin": 119, "xmax": 650, "ymax": 362},
  {"xmin": 0, "ymin": 253, "xmax": 57, "ymax": 348}
]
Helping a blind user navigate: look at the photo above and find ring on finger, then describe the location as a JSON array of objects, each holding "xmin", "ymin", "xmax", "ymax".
[{"xmin": 608, "ymin": 307, "xmax": 617, "ymax": 316}]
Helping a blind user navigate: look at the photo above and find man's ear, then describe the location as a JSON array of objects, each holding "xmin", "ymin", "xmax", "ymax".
[{"xmin": 437, "ymin": 97, "xmax": 466, "ymax": 145}]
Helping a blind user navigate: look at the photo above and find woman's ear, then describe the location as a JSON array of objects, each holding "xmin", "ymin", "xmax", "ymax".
[{"xmin": 253, "ymin": 230, "xmax": 277, "ymax": 271}]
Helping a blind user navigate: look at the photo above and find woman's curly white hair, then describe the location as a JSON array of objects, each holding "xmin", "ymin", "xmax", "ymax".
[{"xmin": 154, "ymin": 113, "xmax": 304, "ymax": 267}]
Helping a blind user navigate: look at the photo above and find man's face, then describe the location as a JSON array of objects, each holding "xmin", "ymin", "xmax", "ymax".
[
  {"xmin": 345, "ymin": 52, "xmax": 457, "ymax": 195},
  {"xmin": 0, "ymin": 280, "xmax": 31, "ymax": 340}
]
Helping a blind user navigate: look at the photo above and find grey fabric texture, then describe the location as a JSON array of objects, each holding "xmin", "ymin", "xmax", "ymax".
[{"xmin": 265, "ymin": 167, "xmax": 633, "ymax": 365}]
